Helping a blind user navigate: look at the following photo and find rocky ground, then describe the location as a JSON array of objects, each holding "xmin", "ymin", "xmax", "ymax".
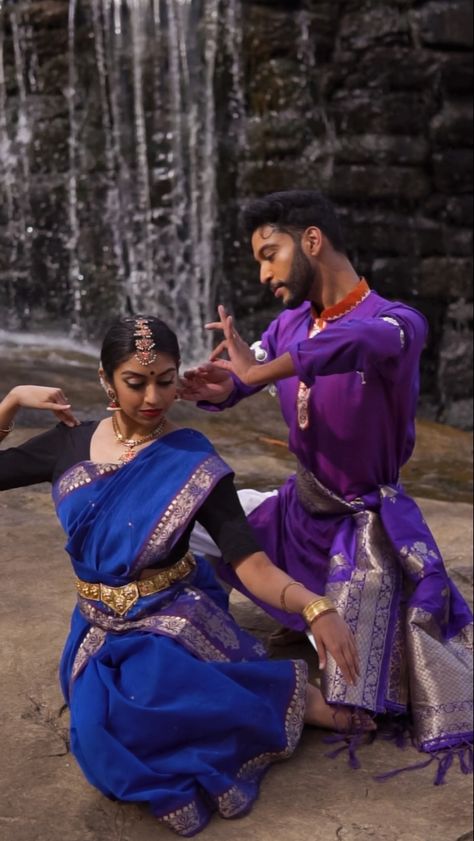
[{"xmin": 0, "ymin": 404, "xmax": 472, "ymax": 841}]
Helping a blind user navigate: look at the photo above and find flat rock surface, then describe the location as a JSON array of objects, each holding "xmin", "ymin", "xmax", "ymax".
[{"xmin": 0, "ymin": 423, "xmax": 472, "ymax": 841}]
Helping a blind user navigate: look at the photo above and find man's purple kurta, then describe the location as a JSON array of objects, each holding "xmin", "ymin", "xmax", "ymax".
[{"xmin": 201, "ymin": 287, "xmax": 473, "ymax": 753}]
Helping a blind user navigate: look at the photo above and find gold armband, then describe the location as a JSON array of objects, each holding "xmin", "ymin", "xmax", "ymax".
[
  {"xmin": 302, "ymin": 596, "xmax": 337, "ymax": 626},
  {"xmin": 280, "ymin": 580, "xmax": 305, "ymax": 612}
]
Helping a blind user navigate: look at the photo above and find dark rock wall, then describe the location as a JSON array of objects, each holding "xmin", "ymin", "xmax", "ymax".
[{"xmin": 0, "ymin": 0, "xmax": 472, "ymax": 427}]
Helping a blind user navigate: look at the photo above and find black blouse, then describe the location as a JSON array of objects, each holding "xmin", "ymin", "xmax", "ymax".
[{"xmin": 0, "ymin": 422, "xmax": 261, "ymax": 567}]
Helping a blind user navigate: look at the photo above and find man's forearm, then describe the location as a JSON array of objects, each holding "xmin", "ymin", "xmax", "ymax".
[{"xmin": 244, "ymin": 352, "xmax": 295, "ymax": 386}]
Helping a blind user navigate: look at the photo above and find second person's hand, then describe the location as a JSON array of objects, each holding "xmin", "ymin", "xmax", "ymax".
[{"xmin": 206, "ymin": 305, "xmax": 259, "ymax": 385}]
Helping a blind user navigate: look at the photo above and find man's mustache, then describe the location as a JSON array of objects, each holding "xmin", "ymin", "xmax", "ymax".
[{"xmin": 270, "ymin": 282, "xmax": 289, "ymax": 293}]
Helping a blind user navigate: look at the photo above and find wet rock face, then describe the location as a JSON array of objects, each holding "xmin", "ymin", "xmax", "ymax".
[{"xmin": 0, "ymin": 0, "xmax": 472, "ymax": 428}]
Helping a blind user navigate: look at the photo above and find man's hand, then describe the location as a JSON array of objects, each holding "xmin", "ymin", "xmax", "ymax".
[
  {"xmin": 207, "ymin": 305, "xmax": 261, "ymax": 385},
  {"xmin": 311, "ymin": 612, "xmax": 360, "ymax": 686},
  {"xmin": 179, "ymin": 363, "xmax": 235, "ymax": 404}
]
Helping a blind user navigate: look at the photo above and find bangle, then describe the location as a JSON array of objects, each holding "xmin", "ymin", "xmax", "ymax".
[
  {"xmin": 302, "ymin": 597, "xmax": 337, "ymax": 626},
  {"xmin": 280, "ymin": 580, "xmax": 305, "ymax": 612},
  {"xmin": 0, "ymin": 422, "xmax": 14, "ymax": 435}
]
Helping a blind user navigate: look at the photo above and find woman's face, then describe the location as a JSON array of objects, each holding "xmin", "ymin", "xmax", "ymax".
[{"xmin": 110, "ymin": 352, "xmax": 179, "ymax": 428}]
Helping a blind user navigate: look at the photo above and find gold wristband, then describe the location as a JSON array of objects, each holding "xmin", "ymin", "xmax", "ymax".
[
  {"xmin": 302, "ymin": 597, "xmax": 337, "ymax": 626},
  {"xmin": 0, "ymin": 422, "xmax": 14, "ymax": 435},
  {"xmin": 280, "ymin": 580, "xmax": 305, "ymax": 612}
]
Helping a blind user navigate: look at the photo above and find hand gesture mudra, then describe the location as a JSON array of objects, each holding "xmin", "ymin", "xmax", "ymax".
[
  {"xmin": 206, "ymin": 305, "xmax": 257, "ymax": 385},
  {"xmin": 178, "ymin": 363, "xmax": 235, "ymax": 403},
  {"xmin": 10, "ymin": 385, "xmax": 79, "ymax": 427}
]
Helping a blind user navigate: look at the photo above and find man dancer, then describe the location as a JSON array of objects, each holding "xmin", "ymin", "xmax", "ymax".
[{"xmin": 182, "ymin": 190, "xmax": 472, "ymax": 760}]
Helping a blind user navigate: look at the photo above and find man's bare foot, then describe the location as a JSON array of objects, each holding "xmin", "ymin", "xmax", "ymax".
[{"xmin": 304, "ymin": 684, "xmax": 376, "ymax": 732}]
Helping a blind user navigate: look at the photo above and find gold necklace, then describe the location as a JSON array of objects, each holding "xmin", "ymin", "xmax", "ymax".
[{"xmin": 112, "ymin": 413, "xmax": 166, "ymax": 464}]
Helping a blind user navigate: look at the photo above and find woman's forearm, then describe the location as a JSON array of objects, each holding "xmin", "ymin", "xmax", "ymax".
[{"xmin": 233, "ymin": 551, "xmax": 322, "ymax": 615}]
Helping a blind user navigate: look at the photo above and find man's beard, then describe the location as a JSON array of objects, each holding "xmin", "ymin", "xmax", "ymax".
[{"xmin": 279, "ymin": 245, "xmax": 314, "ymax": 309}]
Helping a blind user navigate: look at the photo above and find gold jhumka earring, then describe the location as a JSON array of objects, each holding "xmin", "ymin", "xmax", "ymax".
[
  {"xmin": 99, "ymin": 372, "xmax": 120, "ymax": 412},
  {"xmin": 105, "ymin": 389, "xmax": 120, "ymax": 412}
]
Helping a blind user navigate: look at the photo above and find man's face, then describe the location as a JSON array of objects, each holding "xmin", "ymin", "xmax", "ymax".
[{"xmin": 251, "ymin": 225, "xmax": 314, "ymax": 309}]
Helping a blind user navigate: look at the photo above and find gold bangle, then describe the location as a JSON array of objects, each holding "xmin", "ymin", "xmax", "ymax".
[
  {"xmin": 0, "ymin": 422, "xmax": 14, "ymax": 435},
  {"xmin": 306, "ymin": 607, "xmax": 337, "ymax": 625},
  {"xmin": 302, "ymin": 597, "xmax": 337, "ymax": 626},
  {"xmin": 280, "ymin": 580, "xmax": 305, "ymax": 612}
]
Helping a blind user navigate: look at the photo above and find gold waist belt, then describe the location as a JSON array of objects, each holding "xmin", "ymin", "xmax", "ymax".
[{"xmin": 76, "ymin": 551, "xmax": 196, "ymax": 617}]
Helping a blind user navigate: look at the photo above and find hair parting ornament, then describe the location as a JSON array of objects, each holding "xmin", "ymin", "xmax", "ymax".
[{"xmin": 134, "ymin": 318, "xmax": 158, "ymax": 366}]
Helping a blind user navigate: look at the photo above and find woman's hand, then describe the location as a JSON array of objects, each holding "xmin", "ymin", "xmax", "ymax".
[
  {"xmin": 179, "ymin": 363, "xmax": 235, "ymax": 403},
  {"xmin": 311, "ymin": 612, "xmax": 360, "ymax": 686},
  {"xmin": 8, "ymin": 385, "xmax": 79, "ymax": 427}
]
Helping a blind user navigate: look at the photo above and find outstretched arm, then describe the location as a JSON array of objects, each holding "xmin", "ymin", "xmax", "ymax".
[
  {"xmin": 0, "ymin": 385, "xmax": 79, "ymax": 442},
  {"xmin": 197, "ymin": 475, "xmax": 360, "ymax": 685},
  {"xmin": 209, "ymin": 304, "xmax": 428, "ymax": 387}
]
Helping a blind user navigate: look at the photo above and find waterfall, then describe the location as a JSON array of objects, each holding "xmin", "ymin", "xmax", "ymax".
[
  {"xmin": 0, "ymin": 2, "xmax": 34, "ymax": 325},
  {"xmin": 66, "ymin": 0, "xmax": 83, "ymax": 333},
  {"xmin": 0, "ymin": 0, "xmax": 245, "ymax": 364}
]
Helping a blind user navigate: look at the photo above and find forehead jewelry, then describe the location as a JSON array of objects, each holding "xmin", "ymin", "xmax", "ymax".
[{"xmin": 134, "ymin": 318, "xmax": 158, "ymax": 366}]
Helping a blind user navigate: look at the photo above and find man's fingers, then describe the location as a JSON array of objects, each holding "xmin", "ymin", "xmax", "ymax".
[
  {"xmin": 209, "ymin": 340, "xmax": 229, "ymax": 362},
  {"xmin": 205, "ymin": 321, "xmax": 224, "ymax": 331}
]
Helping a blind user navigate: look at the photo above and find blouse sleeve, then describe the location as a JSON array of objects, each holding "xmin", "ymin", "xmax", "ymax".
[
  {"xmin": 0, "ymin": 424, "xmax": 67, "ymax": 491},
  {"xmin": 196, "ymin": 474, "xmax": 262, "ymax": 565}
]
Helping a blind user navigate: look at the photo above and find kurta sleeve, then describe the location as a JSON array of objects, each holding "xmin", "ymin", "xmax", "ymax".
[
  {"xmin": 289, "ymin": 305, "xmax": 428, "ymax": 387},
  {"xmin": 0, "ymin": 424, "xmax": 67, "ymax": 490},
  {"xmin": 196, "ymin": 475, "xmax": 262, "ymax": 564}
]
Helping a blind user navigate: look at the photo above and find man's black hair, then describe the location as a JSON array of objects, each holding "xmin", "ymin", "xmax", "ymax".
[{"xmin": 242, "ymin": 190, "xmax": 346, "ymax": 253}]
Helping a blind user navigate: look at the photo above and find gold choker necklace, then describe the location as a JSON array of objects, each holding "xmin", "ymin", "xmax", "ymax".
[{"xmin": 112, "ymin": 413, "xmax": 166, "ymax": 464}]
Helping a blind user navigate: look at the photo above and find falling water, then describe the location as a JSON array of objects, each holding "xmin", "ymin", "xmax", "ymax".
[
  {"xmin": 0, "ymin": 0, "xmax": 246, "ymax": 363},
  {"xmin": 66, "ymin": 0, "xmax": 83, "ymax": 332}
]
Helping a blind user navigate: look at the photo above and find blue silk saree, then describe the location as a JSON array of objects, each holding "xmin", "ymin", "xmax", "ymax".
[{"xmin": 53, "ymin": 429, "xmax": 307, "ymax": 837}]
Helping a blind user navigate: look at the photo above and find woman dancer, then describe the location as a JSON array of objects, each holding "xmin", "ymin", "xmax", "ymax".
[{"xmin": 0, "ymin": 316, "xmax": 363, "ymax": 837}]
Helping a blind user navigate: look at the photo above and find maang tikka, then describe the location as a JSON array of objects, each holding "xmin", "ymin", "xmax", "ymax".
[{"xmin": 134, "ymin": 318, "xmax": 158, "ymax": 366}]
